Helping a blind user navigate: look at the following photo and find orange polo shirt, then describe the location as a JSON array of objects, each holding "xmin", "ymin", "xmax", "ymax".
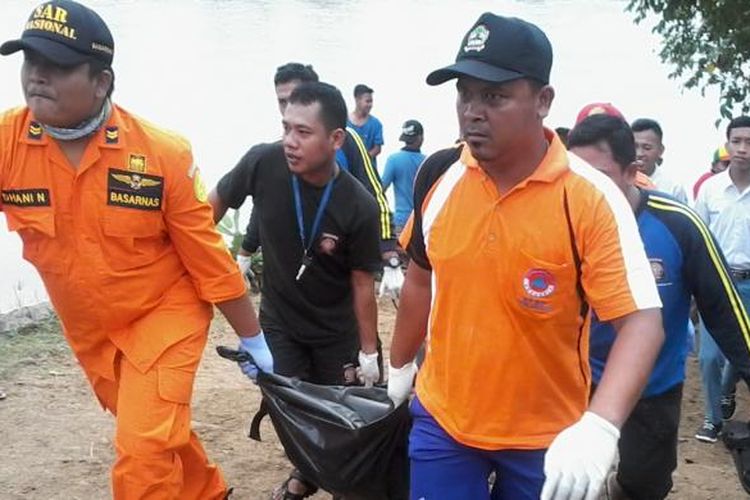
[
  {"xmin": 0, "ymin": 105, "xmax": 245, "ymax": 380},
  {"xmin": 405, "ymin": 130, "xmax": 661, "ymax": 450}
]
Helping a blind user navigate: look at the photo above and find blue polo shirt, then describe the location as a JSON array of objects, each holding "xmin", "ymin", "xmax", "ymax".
[
  {"xmin": 590, "ymin": 190, "xmax": 750, "ymax": 397},
  {"xmin": 347, "ymin": 115, "xmax": 384, "ymax": 166},
  {"xmin": 382, "ymin": 148, "xmax": 425, "ymax": 228}
]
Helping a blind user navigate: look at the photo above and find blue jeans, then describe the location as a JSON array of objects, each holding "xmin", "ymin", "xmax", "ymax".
[
  {"xmin": 698, "ymin": 279, "xmax": 750, "ymax": 425},
  {"xmin": 409, "ymin": 397, "xmax": 546, "ymax": 500}
]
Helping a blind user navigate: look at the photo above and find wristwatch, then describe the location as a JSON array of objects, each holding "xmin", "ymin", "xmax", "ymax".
[{"xmin": 387, "ymin": 256, "xmax": 400, "ymax": 268}]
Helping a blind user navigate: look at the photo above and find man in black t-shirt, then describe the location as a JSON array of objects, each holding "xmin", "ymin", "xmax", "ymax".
[
  {"xmin": 213, "ymin": 62, "xmax": 395, "ymax": 260},
  {"xmin": 212, "ymin": 82, "xmax": 382, "ymax": 498}
]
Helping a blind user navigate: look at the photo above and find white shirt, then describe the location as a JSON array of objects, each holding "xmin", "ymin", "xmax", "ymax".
[
  {"xmin": 650, "ymin": 166, "xmax": 688, "ymax": 204},
  {"xmin": 694, "ymin": 169, "xmax": 750, "ymax": 269}
]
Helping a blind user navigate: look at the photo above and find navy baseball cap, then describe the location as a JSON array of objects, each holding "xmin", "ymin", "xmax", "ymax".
[
  {"xmin": 399, "ymin": 120, "xmax": 424, "ymax": 143},
  {"xmin": 426, "ymin": 13, "xmax": 552, "ymax": 86},
  {"xmin": 0, "ymin": 0, "xmax": 114, "ymax": 67}
]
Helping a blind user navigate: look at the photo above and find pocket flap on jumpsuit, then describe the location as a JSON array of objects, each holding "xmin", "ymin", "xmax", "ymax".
[
  {"xmin": 157, "ymin": 366, "xmax": 195, "ymax": 404},
  {"xmin": 5, "ymin": 208, "xmax": 56, "ymax": 237}
]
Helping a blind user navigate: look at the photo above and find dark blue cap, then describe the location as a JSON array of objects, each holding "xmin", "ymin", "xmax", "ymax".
[
  {"xmin": 1, "ymin": 0, "xmax": 114, "ymax": 67},
  {"xmin": 427, "ymin": 13, "xmax": 552, "ymax": 86}
]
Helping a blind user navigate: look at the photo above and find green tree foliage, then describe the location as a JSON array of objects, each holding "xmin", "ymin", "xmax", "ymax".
[
  {"xmin": 627, "ymin": 0, "xmax": 750, "ymax": 120},
  {"xmin": 217, "ymin": 209, "xmax": 243, "ymax": 258}
]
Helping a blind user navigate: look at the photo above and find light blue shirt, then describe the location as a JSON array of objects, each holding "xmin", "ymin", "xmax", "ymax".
[
  {"xmin": 381, "ymin": 148, "xmax": 425, "ymax": 228},
  {"xmin": 347, "ymin": 115, "xmax": 384, "ymax": 166}
]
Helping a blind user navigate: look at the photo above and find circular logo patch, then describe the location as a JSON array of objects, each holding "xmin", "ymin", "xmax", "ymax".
[{"xmin": 523, "ymin": 269, "xmax": 556, "ymax": 298}]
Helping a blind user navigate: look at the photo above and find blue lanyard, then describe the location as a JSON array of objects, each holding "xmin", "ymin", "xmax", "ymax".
[{"xmin": 292, "ymin": 175, "xmax": 334, "ymax": 255}]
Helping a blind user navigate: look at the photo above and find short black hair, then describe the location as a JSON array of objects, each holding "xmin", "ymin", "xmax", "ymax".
[
  {"xmin": 288, "ymin": 82, "xmax": 347, "ymax": 132},
  {"xmin": 726, "ymin": 116, "xmax": 750, "ymax": 139},
  {"xmin": 567, "ymin": 114, "xmax": 636, "ymax": 170},
  {"xmin": 274, "ymin": 62, "xmax": 319, "ymax": 86},
  {"xmin": 631, "ymin": 118, "xmax": 663, "ymax": 142},
  {"xmin": 354, "ymin": 84, "xmax": 373, "ymax": 97},
  {"xmin": 555, "ymin": 126, "xmax": 570, "ymax": 147}
]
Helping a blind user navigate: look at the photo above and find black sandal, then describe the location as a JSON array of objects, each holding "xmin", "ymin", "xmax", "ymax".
[{"xmin": 270, "ymin": 470, "xmax": 319, "ymax": 500}]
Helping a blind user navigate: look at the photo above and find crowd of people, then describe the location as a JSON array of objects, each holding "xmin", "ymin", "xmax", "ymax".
[{"xmin": 2, "ymin": 1, "xmax": 750, "ymax": 499}]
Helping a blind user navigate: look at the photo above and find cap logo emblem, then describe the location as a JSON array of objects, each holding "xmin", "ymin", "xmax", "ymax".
[
  {"xmin": 26, "ymin": 4, "xmax": 77, "ymax": 40},
  {"xmin": 464, "ymin": 24, "xmax": 489, "ymax": 53}
]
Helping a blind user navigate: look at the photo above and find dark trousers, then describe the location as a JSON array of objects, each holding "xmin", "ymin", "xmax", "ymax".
[
  {"xmin": 617, "ymin": 383, "xmax": 683, "ymax": 500},
  {"xmin": 263, "ymin": 323, "xmax": 359, "ymax": 385}
]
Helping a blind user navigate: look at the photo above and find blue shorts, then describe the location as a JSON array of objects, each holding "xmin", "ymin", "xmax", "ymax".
[{"xmin": 409, "ymin": 397, "xmax": 546, "ymax": 500}]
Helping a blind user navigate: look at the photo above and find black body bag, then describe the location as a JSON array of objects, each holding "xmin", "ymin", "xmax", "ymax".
[
  {"xmin": 217, "ymin": 347, "xmax": 410, "ymax": 499},
  {"xmin": 723, "ymin": 419, "xmax": 750, "ymax": 493}
]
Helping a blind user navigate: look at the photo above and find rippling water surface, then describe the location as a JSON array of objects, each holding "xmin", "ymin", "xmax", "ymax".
[{"xmin": 0, "ymin": 0, "xmax": 724, "ymax": 311}]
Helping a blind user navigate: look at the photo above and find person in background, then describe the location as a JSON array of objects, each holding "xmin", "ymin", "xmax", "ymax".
[
  {"xmin": 568, "ymin": 114, "xmax": 750, "ymax": 499},
  {"xmin": 381, "ymin": 119, "xmax": 425, "ymax": 235},
  {"xmin": 693, "ymin": 145, "xmax": 730, "ymax": 200},
  {"xmin": 347, "ymin": 83, "xmax": 384, "ymax": 166},
  {"xmin": 632, "ymin": 118, "xmax": 688, "ymax": 203},
  {"xmin": 0, "ymin": 1, "xmax": 273, "ymax": 497},
  {"xmin": 212, "ymin": 82, "xmax": 383, "ymax": 499},
  {"xmin": 228, "ymin": 63, "xmax": 396, "ymax": 282},
  {"xmin": 554, "ymin": 126, "xmax": 570, "ymax": 147},
  {"xmin": 387, "ymin": 12, "xmax": 664, "ymax": 500},
  {"xmin": 694, "ymin": 116, "xmax": 750, "ymax": 442}
]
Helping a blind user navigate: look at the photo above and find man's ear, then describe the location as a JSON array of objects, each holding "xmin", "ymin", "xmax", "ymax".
[
  {"xmin": 94, "ymin": 69, "xmax": 113, "ymax": 99},
  {"xmin": 624, "ymin": 161, "xmax": 639, "ymax": 185},
  {"xmin": 536, "ymin": 85, "xmax": 555, "ymax": 120},
  {"xmin": 331, "ymin": 128, "xmax": 346, "ymax": 150}
]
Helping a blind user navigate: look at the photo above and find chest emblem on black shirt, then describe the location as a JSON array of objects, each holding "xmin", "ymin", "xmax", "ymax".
[
  {"xmin": 108, "ymin": 168, "xmax": 163, "ymax": 210},
  {"xmin": 318, "ymin": 232, "xmax": 340, "ymax": 255}
]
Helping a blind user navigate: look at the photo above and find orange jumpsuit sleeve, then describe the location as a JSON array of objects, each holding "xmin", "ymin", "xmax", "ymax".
[{"xmin": 164, "ymin": 144, "xmax": 246, "ymax": 303}]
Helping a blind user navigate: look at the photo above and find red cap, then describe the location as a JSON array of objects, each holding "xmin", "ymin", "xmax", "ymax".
[{"xmin": 575, "ymin": 102, "xmax": 625, "ymax": 125}]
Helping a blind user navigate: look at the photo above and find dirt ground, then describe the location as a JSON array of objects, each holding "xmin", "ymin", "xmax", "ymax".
[{"xmin": 1, "ymin": 299, "xmax": 748, "ymax": 499}]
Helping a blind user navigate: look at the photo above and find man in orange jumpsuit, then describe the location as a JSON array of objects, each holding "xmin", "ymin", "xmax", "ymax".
[{"xmin": 0, "ymin": 1, "xmax": 274, "ymax": 498}]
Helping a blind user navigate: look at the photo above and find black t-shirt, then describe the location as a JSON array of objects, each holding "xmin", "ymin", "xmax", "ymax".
[{"xmin": 217, "ymin": 142, "xmax": 381, "ymax": 343}]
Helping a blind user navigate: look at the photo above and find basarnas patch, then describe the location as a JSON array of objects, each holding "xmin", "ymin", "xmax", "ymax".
[{"xmin": 108, "ymin": 168, "xmax": 163, "ymax": 210}]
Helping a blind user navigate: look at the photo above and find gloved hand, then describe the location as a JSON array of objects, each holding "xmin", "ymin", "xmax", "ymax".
[
  {"xmin": 387, "ymin": 361, "xmax": 417, "ymax": 406},
  {"xmin": 358, "ymin": 350, "xmax": 380, "ymax": 387},
  {"xmin": 379, "ymin": 265, "xmax": 404, "ymax": 298},
  {"xmin": 541, "ymin": 411, "xmax": 620, "ymax": 500},
  {"xmin": 237, "ymin": 253, "xmax": 253, "ymax": 275},
  {"xmin": 237, "ymin": 332, "xmax": 274, "ymax": 381}
]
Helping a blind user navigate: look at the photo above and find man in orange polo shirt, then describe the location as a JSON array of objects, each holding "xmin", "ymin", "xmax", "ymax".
[
  {"xmin": 0, "ymin": 1, "xmax": 273, "ymax": 498},
  {"xmin": 387, "ymin": 13, "xmax": 664, "ymax": 500}
]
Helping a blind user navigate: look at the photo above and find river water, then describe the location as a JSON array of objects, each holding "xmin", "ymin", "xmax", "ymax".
[{"xmin": 0, "ymin": 0, "xmax": 726, "ymax": 311}]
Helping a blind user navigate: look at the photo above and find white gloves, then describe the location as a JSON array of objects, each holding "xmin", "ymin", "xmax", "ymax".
[
  {"xmin": 237, "ymin": 332, "xmax": 275, "ymax": 381},
  {"xmin": 237, "ymin": 254, "xmax": 253, "ymax": 275},
  {"xmin": 387, "ymin": 361, "xmax": 417, "ymax": 406},
  {"xmin": 358, "ymin": 350, "xmax": 380, "ymax": 387},
  {"xmin": 541, "ymin": 411, "xmax": 620, "ymax": 500},
  {"xmin": 379, "ymin": 266, "xmax": 404, "ymax": 298}
]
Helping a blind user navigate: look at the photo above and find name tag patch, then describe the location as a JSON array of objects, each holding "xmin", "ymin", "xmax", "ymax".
[
  {"xmin": 1, "ymin": 188, "xmax": 51, "ymax": 207},
  {"xmin": 108, "ymin": 168, "xmax": 163, "ymax": 210}
]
